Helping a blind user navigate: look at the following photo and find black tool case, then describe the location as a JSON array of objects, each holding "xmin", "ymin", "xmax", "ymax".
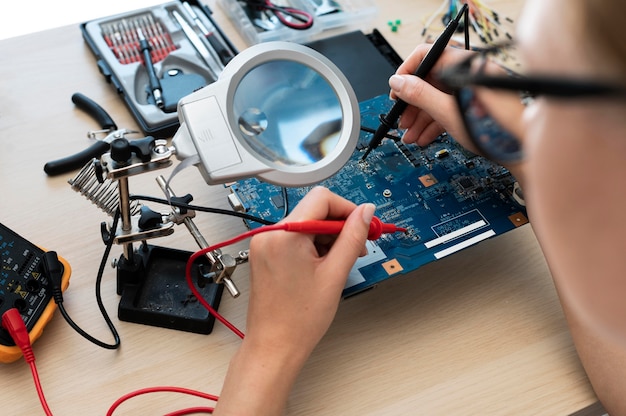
[{"xmin": 80, "ymin": 0, "xmax": 238, "ymax": 138}]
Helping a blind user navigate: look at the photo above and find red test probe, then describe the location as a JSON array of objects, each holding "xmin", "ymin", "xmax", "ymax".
[{"xmin": 282, "ymin": 216, "xmax": 406, "ymax": 240}]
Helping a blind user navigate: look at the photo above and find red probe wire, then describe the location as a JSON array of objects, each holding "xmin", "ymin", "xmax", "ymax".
[
  {"xmin": 185, "ymin": 217, "xmax": 406, "ymax": 339},
  {"xmin": 2, "ymin": 308, "xmax": 54, "ymax": 416},
  {"xmin": 106, "ymin": 386, "xmax": 218, "ymax": 415}
]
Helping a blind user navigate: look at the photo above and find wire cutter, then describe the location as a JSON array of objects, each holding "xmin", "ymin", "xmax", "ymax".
[
  {"xmin": 242, "ymin": 0, "xmax": 314, "ymax": 30},
  {"xmin": 44, "ymin": 93, "xmax": 138, "ymax": 176}
]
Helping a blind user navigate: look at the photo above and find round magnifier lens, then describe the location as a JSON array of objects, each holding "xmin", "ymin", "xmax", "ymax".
[{"xmin": 232, "ymin": 60, "xmax": 343, "ymax": 167}]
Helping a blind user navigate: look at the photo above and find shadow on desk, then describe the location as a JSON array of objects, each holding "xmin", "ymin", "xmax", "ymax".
[{"xmin": 570, "ymin": 401, "xmax": 608, "ymax": 416}]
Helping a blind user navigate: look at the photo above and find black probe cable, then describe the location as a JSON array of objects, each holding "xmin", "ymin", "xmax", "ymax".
[
  {"xmin": 129, "ymin": 194, "xmax": 277, "ymax": 225},
  {"xmin": 45, "ymin": 210, "xmax": 122, "ymax": 350},
  {"xmin": 280, "ymin": 186, "xmax": 290, "ymax": 220}
]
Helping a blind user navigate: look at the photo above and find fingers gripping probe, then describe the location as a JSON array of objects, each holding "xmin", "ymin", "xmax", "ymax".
[
  {"xmin": 281, "ymin": 217, "xmax": 406, "ymax": 240},
  {"xmin": 361, "ymin": 4, "xmax": 468, "ymax": 160}
]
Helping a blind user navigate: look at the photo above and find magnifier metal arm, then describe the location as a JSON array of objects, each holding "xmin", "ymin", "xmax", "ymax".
[{"xmin": 156, "ymin": 175, "xmax": 241, "ymax": 298}]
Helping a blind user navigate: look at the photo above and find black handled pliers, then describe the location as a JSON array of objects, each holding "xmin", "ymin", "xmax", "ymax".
[{"xmin": 44, "ymin": 93, "xmax": 138, "ymax": 176}]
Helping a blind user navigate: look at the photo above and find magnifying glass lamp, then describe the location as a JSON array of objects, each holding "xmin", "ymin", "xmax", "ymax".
[{"xmin": 172, "ymin": 41, "xmax": 360, "ymax": 187}]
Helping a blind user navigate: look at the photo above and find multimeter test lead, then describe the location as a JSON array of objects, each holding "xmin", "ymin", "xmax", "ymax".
[
  {"xmin": 361, "ymin": 3, "xmax": 468, "ymax": 161},
  {"xmin": 281, "ymin": 217, "xmax": 406, "ymax": 241}
]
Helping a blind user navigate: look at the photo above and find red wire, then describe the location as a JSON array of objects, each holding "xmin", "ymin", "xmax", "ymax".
[
  {"xmin": 29, "ymin": 361, "xmax": 53, "ymax": 416},
  {"xmin": 164, "ymin": 406, "xmax": 215, "ymax": 416},
  {"xmin": 2, "ymin": 309, "xmax": 54, "ymax": 416},
  {"xmin": 106, "ymin": 386, "xmax": 219, "ymax": 416},
  {"xmin": 263, "ymin": 0, "xmax": 314, "ymax": 30},
  {"xmin": 185, "ymin": 224, "xmax": 286, "ymax": 339}
]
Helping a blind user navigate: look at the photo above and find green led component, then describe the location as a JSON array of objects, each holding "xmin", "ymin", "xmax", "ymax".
[{"xmin": 388, "ymin": 19, "xmax": 401, "ymax": 32}]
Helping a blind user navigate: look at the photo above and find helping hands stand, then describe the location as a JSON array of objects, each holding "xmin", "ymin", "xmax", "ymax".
[{"xmin": 68, "ymin": 135, "xmax": 244, "ymax": 334}]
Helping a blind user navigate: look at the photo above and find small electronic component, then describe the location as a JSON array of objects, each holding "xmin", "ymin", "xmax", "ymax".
[
  {"xmin": 435, "ymin": 149, "xmax": 450, "ymax": 159},
  {"xmin": 0, "ymin": 224, "xmax": 71, "ymax": 363},
  {"xmin": 419, "ymin": 173, "xmax": 438, "ymax": 187}
]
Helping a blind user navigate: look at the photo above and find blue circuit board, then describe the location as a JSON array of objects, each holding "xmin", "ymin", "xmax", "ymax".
[{"xmin": 227, "ymin": 94, "xmax": 528, "ymax": 297}]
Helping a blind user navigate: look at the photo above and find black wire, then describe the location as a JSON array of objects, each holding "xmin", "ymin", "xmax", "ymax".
[
  {"xmin": 464, "ymin": 5, "xmax": 470, "ymax": 50},
  {"xmin": 129, "ymin": 194, "xmax": 276, "ymax": 225},
  {"xmin": 55, "ymin": 209, "xmax": 121, "ymax": 349},
  {"xmin": 280, "ymin": 187, "xmax": 289, "ymax": 220},
  {"xmin": 360, "ymin": 125, "xmax": 401, "ymax": 141}
]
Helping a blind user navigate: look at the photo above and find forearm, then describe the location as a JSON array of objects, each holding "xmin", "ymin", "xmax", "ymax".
[
  {"xmin": 557, "ymin": 293, "xmax": 626, "ymax": 415},
  {"xmin": 213, "ymin": 338, "xmax": 310, "ymax": 416}
]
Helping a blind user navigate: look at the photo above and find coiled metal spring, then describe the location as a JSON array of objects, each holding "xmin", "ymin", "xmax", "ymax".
[{"xmin": 68, "ymin": 161, "xmax": 141, "ymax": 217}]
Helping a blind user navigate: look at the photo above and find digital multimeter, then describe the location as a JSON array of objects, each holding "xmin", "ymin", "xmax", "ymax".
[{"xmin": 0, "ymin": 223, "xmax": 71, "ymax": 363}]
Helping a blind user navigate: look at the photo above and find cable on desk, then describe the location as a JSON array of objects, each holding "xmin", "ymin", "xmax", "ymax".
[
  {"xmin": 165, "ymin": 407, "xmax": 215, "ymax": 416},
  {"xmin": 107, "ymin": 386, "xmax": 218, "ymax": 415},
  {"xmin": 2, "ymin": 308, "xmax": 54, "ymax": 416},
  {"xmin": 46, "ymin": 209, "xmax": 122, "ymax": 350}
]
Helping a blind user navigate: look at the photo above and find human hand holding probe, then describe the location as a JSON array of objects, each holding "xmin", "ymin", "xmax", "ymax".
[
  {"xmin": 208, "ymin": 187, "xmax": 403, "ymax": 415},
  {"xmin": 361, "ymin": 3, "xmax": 468, "ymax": 161},
  {"xmin": 185, "ymin": 187, "xmax": 405, "ymax": 337},
  {"xmin": 278, "ymin": 216, "xmax": 405, "ymax": 240}
]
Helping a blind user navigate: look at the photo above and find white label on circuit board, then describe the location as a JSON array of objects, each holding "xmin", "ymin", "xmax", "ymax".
[
  {"xmin": 424, "ymin": 220, "xmax": 487, "ymax": 249},
  {"xmin": 346, "ymin": 240, "xmax": 386, "ymax": 288},
  {"xmin": 434, "ymin": 230, "xmax": 496, "ymax": 259}
]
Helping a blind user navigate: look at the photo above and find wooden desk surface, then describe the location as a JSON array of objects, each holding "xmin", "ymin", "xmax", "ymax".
[{"xmin": 0, "ymin": 1, "xmax": 598, "ymax": 414}]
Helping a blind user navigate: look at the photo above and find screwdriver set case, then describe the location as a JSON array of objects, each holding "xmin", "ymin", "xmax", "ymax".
[{"xmin": 80, "ymin": 0, "xmax": 238, "ymax": 137}]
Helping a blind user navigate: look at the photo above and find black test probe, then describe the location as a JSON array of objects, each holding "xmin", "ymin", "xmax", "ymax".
[{"xmin": 361, "ymin": 4, "xmax": 468, "ymax": 161}]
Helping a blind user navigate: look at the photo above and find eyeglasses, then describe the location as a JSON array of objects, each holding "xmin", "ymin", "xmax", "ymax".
[{"xmin": 437, "ymin": 43, "xmax": 626, "ymax": 164}]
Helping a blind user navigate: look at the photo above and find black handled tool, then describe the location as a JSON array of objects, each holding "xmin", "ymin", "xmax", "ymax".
[
  {"xmin": 44, "ymin": 94, "xmax": 136, "ymax": 176},
  {"xmin": 71, "ymin": 92, "xmax": 117, "ymax": 135},
  {"xmin": 361, "ymin": 4, "xmax": 468, "ymax": 161},
  {"xmin": 44, "ymin": 140, "xmax": 110, "ymax": 176}
]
